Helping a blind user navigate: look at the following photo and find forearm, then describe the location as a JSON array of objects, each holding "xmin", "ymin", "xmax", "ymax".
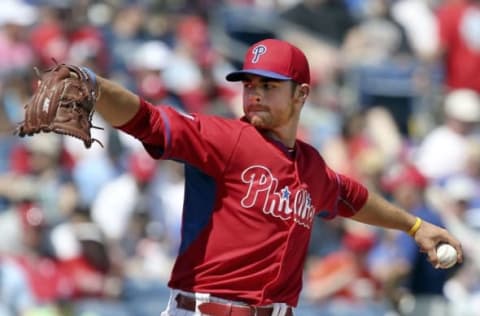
[
  {"xmin": 352, "ymin": 191, "xmax": 463, "ymax": 268},
  {"xmin": 350, "ymin": 191, "xmax": 417, "ymax": 233},
  {"xmin": 95, "ymin": 76, "xmax": 140, "ymax": 127}
]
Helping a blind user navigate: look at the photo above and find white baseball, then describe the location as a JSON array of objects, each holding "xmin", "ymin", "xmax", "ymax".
[{"xmin": 436, "ymin": 243, "xmax": 458, "ymax": 269}]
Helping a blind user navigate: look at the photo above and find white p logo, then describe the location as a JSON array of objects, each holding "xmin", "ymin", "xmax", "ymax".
[{"xmin": 251, "ymin": 45, "xmax": 267, "ymax": 63}]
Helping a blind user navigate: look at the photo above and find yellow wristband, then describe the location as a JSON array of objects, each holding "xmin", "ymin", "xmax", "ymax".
[{"xmin": 407, "ymin": 217, "xmax": 422, "ymax": 237}]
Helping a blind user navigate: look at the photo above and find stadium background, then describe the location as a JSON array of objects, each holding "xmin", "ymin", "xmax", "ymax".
[{"xmin": 1, "ymin": 0, "xmax": 480, "ymax": 315}]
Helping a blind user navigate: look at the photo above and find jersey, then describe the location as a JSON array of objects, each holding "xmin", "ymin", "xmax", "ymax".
[{"xmin": 118, "ymin": 99, "xmax": 369, "ymax": 307}]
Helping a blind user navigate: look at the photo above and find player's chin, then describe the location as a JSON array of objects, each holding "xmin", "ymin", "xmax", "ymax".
[{"xmin": 249, "ymin": 116, "xmax": 269, "ymax": 128}]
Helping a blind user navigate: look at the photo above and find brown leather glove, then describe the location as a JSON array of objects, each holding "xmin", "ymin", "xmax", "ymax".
[{"xmin": 16, "ymin": 63, "xmax": 102, "ymax": 148}]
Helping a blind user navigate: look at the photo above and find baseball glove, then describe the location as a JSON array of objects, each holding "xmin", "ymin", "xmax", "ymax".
[{"xmin": 16, "ymin": 63, "xmax": 102, "ymax": 148}]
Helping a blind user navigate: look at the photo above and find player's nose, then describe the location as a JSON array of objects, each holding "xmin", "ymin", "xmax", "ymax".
[{"xmin": 246, "ymin": 92, "xmax": 261, "ymax": 104}]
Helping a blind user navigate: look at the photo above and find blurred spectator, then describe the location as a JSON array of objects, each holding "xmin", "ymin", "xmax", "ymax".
[
  {"xmin": 90, "ymin": 150, "xmax": 173, "ymax": 282},
  {"xmin": 443, "ymin": 175, "xmax": 478, "ymax": 222},
  {"xmin": 413, "ymin": 89, "xmax": 480, "ymax": 181},
  {"xmin": 1, "ymin": 1, "xmax": 479, "ymax": 315},
  {"xmin": 281, "ymin": 0, "xmax": 356, "ymax": 47},
  {"xmin": 154, "ymin": 160, "xmax": 185, "ymax": 258},
  {"xmin": 435, "ymin": 0, "xmax": 480, "ymax": 92},
  {"xmin": 65, "ymin": 114, "xmax": 118, "ymax": 210},
  {"xmin": 321, "ymin": 107, "xmax": 402, "ymax": 190},
  {"xmin": 295, "ymin": 74, "xmax": 343, "ymax": 151},
  {"xmin": 0, "ymin": 0, "xmax": 37, "ymax": 77},
  {"xmin": 391, "ymin": 0, "xmax": 439, "ymax": 61},
  {"xmin": 426, "ymin": 174, "xmax": 480, "ymax": 315},
  {"xmin": 0, "ymin": 203, "xmax": 23, "ymax": 254},
  {"xmin": 462, "ymin": 140, "xmax": 480, "ymax": 209},
  {"xmin": 278, "ymin": 0, "xmax": 356, "ymax": 98},
  {"xmin": 321, "ymin": 110, "xmax": 379, "ymax": 183},
  {"xmin": 304, "ymin": 223, "xmax": 385, "ymax": 315},
  {"xmin": 127, "ymin": 40, "xmax": 182, "ymax": 107},
  {"xmin": 70, "ymin": 137, "xmax": 119, "ymax": 209},
  {"xmin": 91, "ymin": 150, "xmax": 161, "ymax": 242},
  {"xmin": 341, "ymin": 0, "xmax": 423, "ymax": 137},
  {"xmin": 443, "ymin": 260, "xmax": 480, "ymax": 315},
  {"xmin": 103, "ymin": 2, "xmax": 151, "ymax": 87},
  {"xmin": 161, "ymin": 15, "xmax": 210, "ymax": 113},
  {"xmin": 0, "ymin": 0, "xmax": 38, "ymax": 181},
  {"xmin": 0, "ymin": 256, "xmax": 37, "ymax": 316},
  {"xmin": 162, "ymin": 15, "xmax": 237, "ymax": 115},
  {"xmin": 427, "ymin": 174, "xmax": 480, "ymax": 267},
  {"xmin": 29, "ymin": 1, "xmax": 108, "ymax": 73},
  {"xmin": 369, "ymin": 162, "xmax": 449, "ymax": 314},
  {"xmin": 28, "ymin": 0, "xmax": 111, "ymax": 200},
  {"xmin": 342, "ymin": 0, "xmax": 413, "ymax": 66},
  {"xmin": 4, "ymin": 202, "xmax": 119, "ymax": 314},
  {"xmin": 10, "ymin": 203, "xmax": 69, "ymax": 314},
  {"xmin": 0, "ymin": 73, "xmax": 34, "ymax": 135},
  {"xmin": 0, "ymin": 134, "xmax": 77, "ymax": 225},
  {"xmin": 363, "ymin": 107, "xmax": 405, "ymax": 167},
  {"xmin": 0, "ymin": 71, "xmax": 35, "ymax": 188},
  {"xmin": 50, "ymin": 209, "xmax": 121, "ymax": 300}
]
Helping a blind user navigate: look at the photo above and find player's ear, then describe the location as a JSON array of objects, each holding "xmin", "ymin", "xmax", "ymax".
[{"xmin": 295, "ymin": 84, "xmax": 309, "ymax": 102}]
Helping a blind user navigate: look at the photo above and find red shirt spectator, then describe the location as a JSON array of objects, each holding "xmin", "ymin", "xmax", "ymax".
[
  {"xmin": 437, "ymin": 0, "xmax": 480, "ymax": 92},
  {"xmin": 304, "ymin": 230, "xmax": 382, "ymax": 303}
]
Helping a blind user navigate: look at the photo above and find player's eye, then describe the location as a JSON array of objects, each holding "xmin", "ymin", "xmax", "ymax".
[
  {"xmin": 262, "ymin": 82, "xmax": 277, "ymax": 90},
  {"xmin": 243, "ymin": 82, "xmax": 253, "ymax": 89}
]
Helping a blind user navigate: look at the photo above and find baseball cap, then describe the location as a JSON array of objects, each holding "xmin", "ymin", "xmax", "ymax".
[
  {"xmin": 342, "ymin": 231, "xmax": 376, "ymax": 253},
  {"xmin": 381, "ymin": 163, "xmax": 428, "ymax": 193},
  {"xmin": 444, "ymin": 175, "xmax": 476, "ymax": 202},
  {"xmin": 0, "ymin": 0, "xmax": 37, "ymax": 26},
  {"xmin": 226, "ymin": 39, "xmax": 310, "ymax": 84},
  {"xmin": 129, "ymin": 150, "xmax": 157, "ymax": 183},
  {"xmin": 130, "ymin": 40, "xmax": 172, "ymax": 71},
  {"xmin": 444, "ymin": 89, "xmax": 480, "ymax": 122}
]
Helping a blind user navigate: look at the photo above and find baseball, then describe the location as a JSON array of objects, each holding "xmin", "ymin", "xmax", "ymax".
[{"xmin": 436, "ymin": 243, "xmax": 458, "ymax": 269}]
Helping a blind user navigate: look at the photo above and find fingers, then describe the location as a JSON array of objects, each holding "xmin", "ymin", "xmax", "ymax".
[
  {"xmin": 420, "ymin": 240, "xmax": 439, "ymax": 268},
  {"xmin": 446, "ymin": 237, "xmax": 463, "ymax": 264},
  {"xmin": 416, "ymin": 222, "xmax": 463, "ymax": 268},
  {"xmin": 436, "ymin": 228, "xmax": 463, "ymax": 264}
]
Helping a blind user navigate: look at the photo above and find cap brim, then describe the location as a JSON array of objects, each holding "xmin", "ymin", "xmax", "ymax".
[{"xmin": 226, "ymin": 69, "xmax": 291, "ymax": 82}]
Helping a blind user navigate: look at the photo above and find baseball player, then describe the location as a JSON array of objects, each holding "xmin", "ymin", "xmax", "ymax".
[{"xmin": 86, "ymin": 39, "xmax": 462, "ymax": 315}]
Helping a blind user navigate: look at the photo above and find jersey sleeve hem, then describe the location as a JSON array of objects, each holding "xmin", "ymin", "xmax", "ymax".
[{"xmin": 116, "ymin": 98, "xmax": 170, "ymax": 159}]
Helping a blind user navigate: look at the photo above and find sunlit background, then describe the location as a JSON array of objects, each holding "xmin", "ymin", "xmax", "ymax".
[{"xmin": 1, "ymin": 0, "xmax": 480, "ymax": 315}]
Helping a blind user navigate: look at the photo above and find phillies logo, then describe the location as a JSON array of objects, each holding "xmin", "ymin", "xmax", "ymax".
[
  {"xmin": 251, "ymin": 45, "xmax": 267, "ymax": 63},
  {"xmin": 240, "ymin": 165, "xmax": 315, "ymax": 228}
]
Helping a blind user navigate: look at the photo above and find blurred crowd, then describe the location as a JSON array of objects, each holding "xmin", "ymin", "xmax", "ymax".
[{"xmin": 1, "ymin": 0, "xmax": 480, "ymax": 315}]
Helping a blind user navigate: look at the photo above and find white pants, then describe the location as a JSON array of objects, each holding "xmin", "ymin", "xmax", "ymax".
[{"xmin": 161, "ymin": 289, "xmax": 293, "ymax": 316}]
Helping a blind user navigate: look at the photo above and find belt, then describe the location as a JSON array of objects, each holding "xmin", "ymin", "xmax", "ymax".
[{"xmin": 175, "ymin": 293, "xmax": 293, "ymax": 316}]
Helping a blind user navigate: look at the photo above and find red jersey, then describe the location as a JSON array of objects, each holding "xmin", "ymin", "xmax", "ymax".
[
  {"xmin": 119, "ymin": 99, "xmax": 368, "ymax": 307},
  {"xmin": 437, "ymin": 1, "xmax": 480, "ymax": 92}
]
